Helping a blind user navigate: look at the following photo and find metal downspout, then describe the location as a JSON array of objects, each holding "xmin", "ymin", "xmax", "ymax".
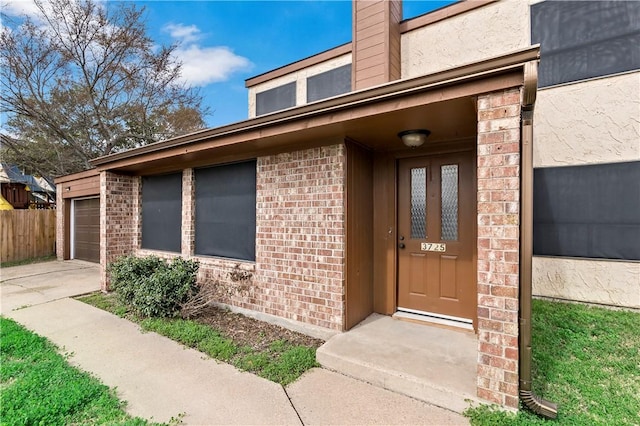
[{"xmin": 519, "ymin": 60, "xmax": 558, "ymax": 419}]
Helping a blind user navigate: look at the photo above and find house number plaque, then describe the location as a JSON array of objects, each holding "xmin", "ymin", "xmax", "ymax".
[{"xmin": 421, "ymin": 242, "xmax": 446, "ymax": 252}]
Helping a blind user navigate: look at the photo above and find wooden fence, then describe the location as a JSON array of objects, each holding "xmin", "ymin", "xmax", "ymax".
[{"xmin": 1, "ymin": 209, "xmax": 56, "ymax": 264}]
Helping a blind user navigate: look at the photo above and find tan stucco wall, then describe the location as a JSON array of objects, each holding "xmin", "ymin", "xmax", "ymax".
[
  {"xmin": 533, "ymin": 257, "xmax": 640, "ymax": 309},
  {"xmin": 248, "ymin": 53, "xmax": 352, "ymax": 118},
  {"xmin": 400, "ymin": 0, "xmax": 529, "ymax": 79},
  {"xmin": 534, "ymin": 72, "xmax": 640, "ymax": 167}
]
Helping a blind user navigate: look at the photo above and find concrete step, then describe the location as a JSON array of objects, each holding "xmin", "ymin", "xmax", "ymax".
[{"xmin": 316, "ymin": 314, "xmax": 483, "ymax": 413}]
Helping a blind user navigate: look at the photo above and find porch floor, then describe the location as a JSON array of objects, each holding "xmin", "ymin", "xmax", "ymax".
[{"xmin": 316, "ymin": 314, "xmax": 482, "ymax": 413}]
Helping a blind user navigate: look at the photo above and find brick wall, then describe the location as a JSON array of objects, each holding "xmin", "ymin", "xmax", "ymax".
[
  {"xmin": 476, "ymin": 88, "xmax": 522, "ymax": 408},
  {"xmin": 254, "ymin": 145, "xmax": 346, "ymax": 330},
  {"xmin": 181, "ymin": 168, "xmax": 195, "ymax": 257},
  {"xmin": 100, "ymin": 172, "xmax": 139, "ymax": 290},
  {"xmin": 134, "ymin": 145, "xmax": 346, "ymax": 331}
]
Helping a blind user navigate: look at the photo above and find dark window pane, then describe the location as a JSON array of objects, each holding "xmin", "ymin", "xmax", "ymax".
[
  {"xmin": 195, "ymin": 161, "xmax": 256, "ymax": 261},
  {"xmin": 531, "ymin": 1, "xmax": 640, "ymax": 87},
  {"xmin": 533, "ymin": 161, "xmax": 640, "ymax": 260},
  {"xmin": 307, "ymin": 64, "xmax": 352, "ymax": 103},
  {"xmin": 256, "ymin": 82, "xmax": 296, "ymax": 116},
  {"xmin": 141, "ymin": 173, "xmax": 182, "ymax": 252}
]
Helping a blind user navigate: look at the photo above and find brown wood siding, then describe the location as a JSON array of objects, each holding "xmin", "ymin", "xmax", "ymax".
[
  {"xmin": 388, "ymin": 0, "xmax": 402, "ymax": 81},
  {"xmin": 372, "ymin": 153, "xmax": 396, "ymax": 314},
  {"xmin": 357, "ymin": 43, "xmax": 387, "ymax": 61},
  {"xmin": 355, "ymin": 60, "xmax": 386, "ymax": 76},
  {"xmin": 345, "ymin": 140, "xmax": 374, "ymax": 329},
  {"xmin": 60, "ymin": 175, "xmax": 100, "ymax": 199},
  {"xmin": 357, "ymin": 1, "xmax": 385, "ymax": 21},
  {"xmin": 73, "ymin": 198, "xmax": 100, "ymax": 263},
  {"xmin": 353, "ymin": 0, "xmax": 402, "ymax": 90}
]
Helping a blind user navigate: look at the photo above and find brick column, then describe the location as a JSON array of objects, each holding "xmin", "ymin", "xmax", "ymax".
[
  {"xmin": 100, "ymin": 171, "xmax": 138, "ymax": 290},
  {"xmin": 55, "ymin": 184, "xmax": 65, "ymax": 260},
  {"xmin": 476, "ymin": 88, "xmax": 522, "ymax": 408},
  {"xmin": 182, "ymin": 168, "xmax": 195, "ymax": 257}
]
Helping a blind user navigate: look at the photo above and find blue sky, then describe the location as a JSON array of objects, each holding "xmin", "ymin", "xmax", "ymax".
[{"xmin": 4, "ymin": 0, "xmax": 456, "ymax": 129}]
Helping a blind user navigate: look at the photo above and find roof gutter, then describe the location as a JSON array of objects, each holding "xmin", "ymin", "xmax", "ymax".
[{"xmin": 519, "ymin": 60, "xmax": 558, "ymax": 419}]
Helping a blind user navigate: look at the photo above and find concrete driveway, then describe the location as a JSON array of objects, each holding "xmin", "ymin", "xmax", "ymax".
[{"xmin": 1, "ymin": 260, "xmax": 99, "ymax": 313}]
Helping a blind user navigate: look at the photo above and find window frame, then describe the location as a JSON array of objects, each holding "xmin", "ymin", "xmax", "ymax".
[
  {"xmin": 140, "ymin": 172, "xmax": 183, "ymax": 253},
  {"xmin": 194, "ymin": 160, "xmax": 257, "ymax": 262}
]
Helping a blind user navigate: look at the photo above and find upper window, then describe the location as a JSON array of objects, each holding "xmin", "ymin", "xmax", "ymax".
[
  {"xmin": 195, "ymin": 161, "xmax": 256, "ymax": 261},
  {"xmin": 141, "ymin": 173, "xmax": 182, "ymax": 252},
  {"xmin": 256, "ymin": 82, "xmax": 296, "ymax": 116},
  {"xmin": 307, "ymin": 64, "xmax": 352, "ymax": 103},
  {"xmin": 531, "ymin": 1, "xmax": 640, "ymax": 88}
]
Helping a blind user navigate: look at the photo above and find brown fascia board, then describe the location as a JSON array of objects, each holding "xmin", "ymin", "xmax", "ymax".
[
  {"xmin": 399, "ymin": 0, "xmax": 498, "ymax": 33},
  {"xmin": 90, "ymin": 45, "xmax": 540, "ymax": 169},
  {"xmin": 54, "ymin": 168, "xmax": 100, "ymax": 184},
  {"xmin": 245, "ymin": 43, "xmax": 352, "ymax": 88}
]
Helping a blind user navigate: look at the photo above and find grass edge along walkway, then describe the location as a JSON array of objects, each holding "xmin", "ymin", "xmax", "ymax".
[
  {"xmin": 79, "ymin": 292, "xmax": 319, "ymax": 386},
  {"xmin": 464, "ymin": 299, "xmax": 640, "ymax": 425},
  {"xmin": 0, "ymin": 316, "xmax": 165, "ymax": 426}
]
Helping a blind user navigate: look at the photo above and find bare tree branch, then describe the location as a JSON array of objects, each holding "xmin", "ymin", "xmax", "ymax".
[{"xmin": 0, "ymin": 0, "xmax": 207, "ymax": 177}]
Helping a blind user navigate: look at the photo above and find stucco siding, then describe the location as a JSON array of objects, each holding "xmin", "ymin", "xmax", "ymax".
[
  {"xmin": 400, "ymin": 1, "xmax": 529, "ymax": 79},
  {"xmin": 533, "ymin": 257, "xmax": 640, "ymax": 309},
  {"xmin": 533, "ymin": 72, "xmax": 640, "ymax": 167},
  {"xmin": 248, "ymin": 54, "xmax": 352, "ymax": 118}
]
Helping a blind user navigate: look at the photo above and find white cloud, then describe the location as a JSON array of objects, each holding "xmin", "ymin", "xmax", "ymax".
[
  {"xmin": 163, "ymin": 22, "xmax": 251, "ymax": 86},
  {"xmin": 174, "ymin": 45, "xmax": 252, "ymax": 86},
  {"xmin": 2, "ymin": 0, "xmax": 41, "ymax": 18},
  {"xmin": 163, "ymin": 23, "xmax": 201, "ymax": 43}
]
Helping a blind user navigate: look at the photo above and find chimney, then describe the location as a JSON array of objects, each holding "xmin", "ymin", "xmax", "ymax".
[{"xmin": 352, "ymin": 0, "xmax": 402, "ymax": 91}]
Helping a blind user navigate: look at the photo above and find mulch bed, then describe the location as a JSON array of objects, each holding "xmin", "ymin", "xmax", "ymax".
[{"xmin": 193, "ymin": 306, "xmax": 325, "ymax": 352}]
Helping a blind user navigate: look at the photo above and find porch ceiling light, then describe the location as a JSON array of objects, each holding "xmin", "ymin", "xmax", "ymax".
[{"xmin": 398, "ymin": 129, "xmax": 431, "ymax": 148}]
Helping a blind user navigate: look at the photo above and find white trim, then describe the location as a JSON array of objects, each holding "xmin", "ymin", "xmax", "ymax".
[
  {"xmin": 71, "ymin": 196, "xmax": 100, "ymax": 260},
  {"xmin": 70, "ymin": 199, "xmax": 75, "ymax": 259},
  {"xmin": 395, "ymin": 308, "xmax": 474, "ymax": 331}
]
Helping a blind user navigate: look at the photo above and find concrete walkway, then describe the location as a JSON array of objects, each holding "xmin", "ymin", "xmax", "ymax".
[
  {"xmin": 318, "ymin": 314, "xmax": 481, "ymax": 413},
  {"xmin": 1, "ymin": 261, "xmax": 468, "ymax": 425},
  {"xmin": 1, "ymin": 260, "xmax": 99, "ymax": 312}
]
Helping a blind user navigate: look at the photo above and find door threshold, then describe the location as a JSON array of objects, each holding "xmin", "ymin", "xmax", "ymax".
[{"xmin": 393, "ymin": 309, "xmax": 474, "ymax": 331}]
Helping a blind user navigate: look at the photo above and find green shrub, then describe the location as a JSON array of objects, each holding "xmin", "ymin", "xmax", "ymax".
[{"xmin": 108, "ymin": 255, "xmax": 199, "ymax": 318}]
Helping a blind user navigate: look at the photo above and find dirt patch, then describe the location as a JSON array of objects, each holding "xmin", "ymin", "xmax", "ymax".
[{"xmin": 193, "ymin": 305, "xmax": 325, "ymax": 352}]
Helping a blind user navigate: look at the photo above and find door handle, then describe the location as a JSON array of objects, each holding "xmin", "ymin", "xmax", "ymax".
[{"xmin": 399, "ymin": 243, "xmax": 405, "ymax": 249}]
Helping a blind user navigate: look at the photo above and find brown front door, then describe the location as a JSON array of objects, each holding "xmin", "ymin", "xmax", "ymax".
[{"xmin": 397, "ymin": 152, "xmax": 476, "ymax": 325}]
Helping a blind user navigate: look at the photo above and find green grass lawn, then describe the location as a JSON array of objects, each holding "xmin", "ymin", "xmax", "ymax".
[
  {"xmin": 0, "ymin": 317, "xmax": 157, "ymax": 426},
  {"xmin": 465, "ymin": 299, "xmax": 640, "ymax": 425},
  {"xmin": 79, "ymin": 293, "xmax": 319, "ymax": 386}
]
